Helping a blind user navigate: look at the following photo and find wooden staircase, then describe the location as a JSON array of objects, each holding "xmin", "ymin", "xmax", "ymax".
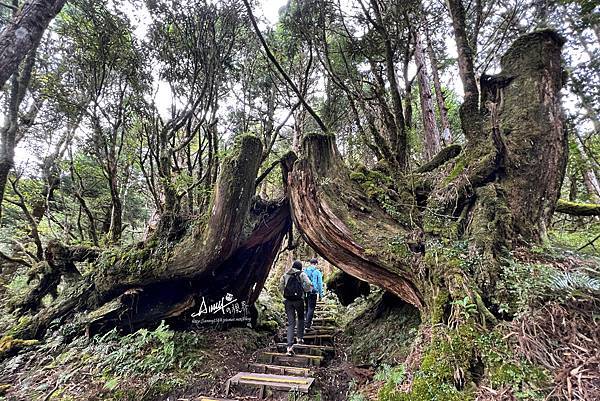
[{"xmin": 199, "ymin": 300, "xmax": 338, "ymax": 399}]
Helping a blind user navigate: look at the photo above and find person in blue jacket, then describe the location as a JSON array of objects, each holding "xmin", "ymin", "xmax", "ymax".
[{"xmin": 304, "ymin": 257, "xmax": 324, "ymax": 331}]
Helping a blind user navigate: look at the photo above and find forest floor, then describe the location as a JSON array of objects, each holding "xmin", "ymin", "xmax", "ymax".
[
  {"xmin": 0, "ymin": 326, "xmax": 271, "ymax": 400},
  {"xmin": 0, "ymin": 289, "xmax": 416, "ymax": 401},
  {"xmin": 1, "ymin": 240, "xmax": 599, "ymax": 401}
]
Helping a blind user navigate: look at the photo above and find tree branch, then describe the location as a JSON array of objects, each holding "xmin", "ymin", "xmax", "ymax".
[
  {"xmin": 241, "ymin": 0, "xmax": 328, "ymax": 133},
  {"xmin": 555, "ymin": 199, "xmax": 600, "ymax": 216}
]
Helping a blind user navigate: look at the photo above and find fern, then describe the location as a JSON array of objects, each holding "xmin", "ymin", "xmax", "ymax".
[{"xmin": 547, "ymin": 270, "xmax": 600, "ymax": 295}]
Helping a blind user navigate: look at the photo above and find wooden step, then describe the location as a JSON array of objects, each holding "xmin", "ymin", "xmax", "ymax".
[
  {"xmin": 276, "ymin": 343, "xmax": 334, "ymax": 354},
  {"xmin": 315, "ymin": 307, "xmax": 336, "ymax": 312},
  {"xmin": 308, "ymin": 325, "xmax": 337, "ymax": 331},
  {"xmin": 313, "ymin": 316, "xmax": 335, "ymax": 323},
  {"xmin": 306, "ymin": 327, "xmax": 336, "ymax": 334},
  {"xmin": 198, "ymin": 397, "xmax": 238, "ymax": 401},
  {"xmin": 226, "ymin": 372, "xmax": 314, "ymax": 396},
  {"xmin": 313, "ymin": 316, "xmax": 335, "ymax": 324},
  {"xmin": 261, "ymin": 352, "xmax": 323, "ymax": 367},
  {"xmin": 248, "ymin": 363, "xmax": 310, "ymax": 377},
  {"xmin": 302, "ymin": 333, "xmax": 334, "ymax": 346}
]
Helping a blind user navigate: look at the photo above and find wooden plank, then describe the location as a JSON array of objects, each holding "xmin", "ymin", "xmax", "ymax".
[
  {"xmin": 228, "ymin": 372, "xmax": 314, "ymax": 393},
  {"xmin": 261, "ymin": 352, "xmax": 323, "ymax": 367},
  {"xmin": 304, "ymin": 327, "xmax": 338, "ymax": 335},
  {"xmin": 263, "ymin": 352, "xmax": 323, "ymax": 361},
  {"xmin": 303, "ymin": 334, "xmax": 334, "ymax": 339},
  {"xmin": 312, "ymin": 317, "xmax": 336, "ymax": 323},
  {"xmin": 302, "ymin": 333, "xmax": 334, "ymax": 346},
  {"xmin": 198, "ymin": 397, "xmax": 238, "ymax": 401},
  {"xmin": 276, "ymin": 343, "xmax": 334, "ymax": 352},
  {"xmin": 309, "ymin": 324, "xmax": 337, "ymax": 329},
  {"xmin": 248, "ymin": 363, "xmax": 310, "ymax": 377}
]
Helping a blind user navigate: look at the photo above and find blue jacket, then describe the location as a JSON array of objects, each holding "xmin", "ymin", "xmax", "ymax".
[{"xmin": 304, "ymin": 265, "xmax": 323, "ymax": 297}]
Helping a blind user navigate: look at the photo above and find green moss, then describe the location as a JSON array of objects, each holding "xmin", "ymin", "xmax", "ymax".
[
  {"xmin": 386, "ymin": 324, "xmax": 478, "ymax": 401},
  {"xmin": 429, "ymin": 290, "xmax": 449, "ymax": 324},
  {"xmin": 383, "ymin": 322, "xmax": 550, "ymax": 401},
  {"xmin": 444, "ymin": 158, "xmax": 466, "ymax": 184},
  {"xmin": 350, "ymin": 171, "xmax": 367, "ymax": 181},
  {"xmin": 423, "ymin": 213, "xmax": 459, "ymax": 238}
]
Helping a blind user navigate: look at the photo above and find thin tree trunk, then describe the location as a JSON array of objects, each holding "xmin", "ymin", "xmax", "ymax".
[
  {"xmin": 575, "ymin": 134, "xmax": 600, "ymax": 202},
  {"xmin": 0, "ymin": 42, "xmax": 39, "ymax": 219},
  {"xmin": 447, "ymin": 0, "xmax": 481, "ymax": 141},
  {"xmin": 368, "ymin": 0, "xmax": 408, "ymax": 170},
  {"xmin": 425, "ymin": 28, "xmax": 452, "ymax": 145},
  {"xmin": 414, "ymin": 29, "xmax": 441, "ymax": 161}
]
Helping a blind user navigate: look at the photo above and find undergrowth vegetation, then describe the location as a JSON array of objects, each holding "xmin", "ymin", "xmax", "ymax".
[
  {"xmin": 0, "ymin": 323, "xmax": 268, "ymax": 400},
  {"xmin": 341, "ymin": 242, "xmax": 600, "ymax": 401}
]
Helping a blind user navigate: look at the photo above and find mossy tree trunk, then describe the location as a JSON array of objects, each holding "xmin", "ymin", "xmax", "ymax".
[
  {"xmin": 9, "ymin": 135, "xmax": 292, "ymax": 339},
  {"xmin": 286, "ymin": 30, "xmax": 567, "ymax": 396},
  {"xmin": 289, "ymin": 29, "xmax": 566, "ymax": 313}
]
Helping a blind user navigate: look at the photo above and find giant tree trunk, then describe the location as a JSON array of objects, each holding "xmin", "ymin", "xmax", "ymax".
[
  {"xmin": 8, "ymin": 135, "xmax": 291, "ymax": 339},
  {"xmin": 284, "ymin": 29, "xmax": 566, "ymax": 398}
]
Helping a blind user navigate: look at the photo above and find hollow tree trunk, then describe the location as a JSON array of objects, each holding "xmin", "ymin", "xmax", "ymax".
[{"xmin": 9, "ymin": 135, "xmax": 291, "ymax": 339}]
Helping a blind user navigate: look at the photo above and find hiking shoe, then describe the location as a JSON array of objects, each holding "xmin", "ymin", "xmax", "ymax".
[
  {"xmin": 297, "ymin": 338, "xmax": 305, "ymax": 345},
  {"xmin": 286, "ymin": 346, "xmax": 295, "ymax": 355}
]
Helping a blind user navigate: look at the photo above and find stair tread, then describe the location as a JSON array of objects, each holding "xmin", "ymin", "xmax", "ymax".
[
  {"xmin": 228, "ymin": 372, "xmax": 314, "ymax": 392},
  {"xmin": 263, "ymin": 352, "xmax": 323, "ymax": 360},
  {"xmin": 303, "ymin": 333, "xmax": 335, "ymax": 338},
  {"xmin": 249, "ymin": 363, "xmax": 311, "ymax": 376},
  {"xmin": 198, "ymin": 397, "xmax": 238, "ymax": 401},
  {"xmin": 276, "ymin": 343, "xmax": 334, "ymax": 351}
]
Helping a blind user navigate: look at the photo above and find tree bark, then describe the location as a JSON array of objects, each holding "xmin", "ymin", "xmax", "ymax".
[
  {"xmin": 414, "ymin": 29, "xmax": 441, "ymax": 161},
  {"xmin": 0, "ymin": 0, "xmax": 67, "ymax": 89}
]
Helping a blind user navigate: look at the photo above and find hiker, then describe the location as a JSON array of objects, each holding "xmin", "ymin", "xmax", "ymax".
[
  {"xmin": 304, "ymin": 257, "xmax": 324, "ymax": 331},
  {"xmin": 280, "ymin": 260, "xmax": 313, "ymax": 355}
]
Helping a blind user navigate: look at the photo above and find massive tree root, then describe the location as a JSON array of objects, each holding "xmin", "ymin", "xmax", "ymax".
[{"xmin": 285, "ymin": 134, "xmax": 424, "ymax": 308}]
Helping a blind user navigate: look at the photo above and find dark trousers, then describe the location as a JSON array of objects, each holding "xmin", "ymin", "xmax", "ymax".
[
  {"xmin": 284, "ymin": 299, "xmax": 304, "ymax": 347},
  {"xmin": 305, "ymin": 292, "xmax": 318, "ymax": 329}
]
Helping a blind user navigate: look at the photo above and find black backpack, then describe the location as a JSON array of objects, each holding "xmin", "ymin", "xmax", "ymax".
[{"xmin": 284, "ymin": 272, "xmax": 304, "ymax": 300}]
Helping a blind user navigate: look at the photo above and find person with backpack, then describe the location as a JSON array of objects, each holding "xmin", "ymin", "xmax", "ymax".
[
  {"xmin": 304, "ymin": 257, "xmax": 324, "ymax": 331},
  {"xmin": 279, "ymin": 260, "xmax": 313, "ymax": 355}
]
